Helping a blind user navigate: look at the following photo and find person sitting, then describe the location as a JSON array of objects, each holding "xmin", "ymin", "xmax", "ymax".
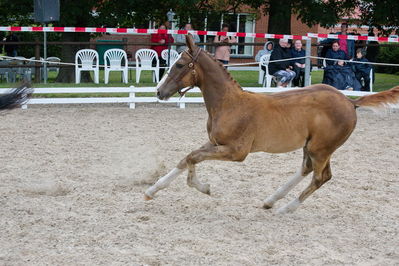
[
  {"xmin": 322, "ymin": 40, "xmax": 361, "ymax": 91},
  {"xmin": 255, "ymin": 40, "xmax": 274, "ymax": 73},
  {"xmin": 268, "ymin": 39, "xmax": 295, "ymax": 87},
  {"xmin": 214, "ymin": 24, "xmax": 237, "ymax": 66},
  {"xmin": 151, "ymin": 24, "xmax": 174, "ymax": 78},
  {"xmin": 175, "ymin": 23, "xmax": 200, "ymax": 53},
  {"xmin": 255, "ymin": 41, "xmax": 274, "ymax": 61},
  {"xmin": 325, "ymin": 40, "xmax": 348, "ymax": 65},
  {"xmin": 352, "ymin": 48, "xmax": 372, "ymax": 91},
  {"xmin": 291, "ymin": 40, "xmax": 306, "ymax": 87}
]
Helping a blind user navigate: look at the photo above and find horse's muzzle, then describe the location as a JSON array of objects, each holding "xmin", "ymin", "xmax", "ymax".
[{"xmin": 157, "ymin": 90, "xmax": 168, "ymax": 100}]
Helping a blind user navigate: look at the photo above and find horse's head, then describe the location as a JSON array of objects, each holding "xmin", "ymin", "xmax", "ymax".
[{"xmin": 157, "ymin": 34, "xmax": 201, "ymax": 100}]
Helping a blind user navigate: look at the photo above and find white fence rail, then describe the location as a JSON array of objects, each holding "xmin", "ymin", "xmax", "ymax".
[{"xmin": 0, "ymin": 86, "xmax": 375, "ymax": 109}]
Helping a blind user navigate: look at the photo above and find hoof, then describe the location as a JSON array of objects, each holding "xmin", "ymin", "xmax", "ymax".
[
  {"xmin": 276, "ymin": 207, "xmax": 289, "ymax": 215},
  {"xmin": 203, "ymin": 184, "xmax": 211, "ymax": 195},
  {"xmin": 144, "ymin": 194, "xmax": 153, "ymax": 201},
  {"xmin": 263, "ymin": 203, "xmax": 273, "ymax": 209}
]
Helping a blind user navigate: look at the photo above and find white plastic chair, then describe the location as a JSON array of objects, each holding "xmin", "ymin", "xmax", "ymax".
[
  {"xmin": 75, "ymin": 49, "xmax": 99, "ymax": 84},
  {"xmin": 47, "ymin": 57, "xmax": 61, "ymax": 76},
  {"xmin": 104, "ymin": 49, "xmax": 128, "ymax": 84},
  {"xmin": 135, "ymin": 49, "xmax": 159, "ymax": 84},
  {"xmin": 0, "ymin": 60, "xmax": 10, "ymax": 82},
  {"xmin": 13, "ymin": 56, "xmax": 29, "ymax": 81},
  {"xmin": 27, "ymin": 57, "xmax": 44, "ymax": 81},
  {"xmin": 161, "ymin": 49, "xmax": 179, "ymax": 69},
  {"xmin": 259, "ymin": 54, "xmax": 272, "ymax": 87},
  {"xmin": 369, "ymin": 68, "xmax": 373, "ymax": 92}
]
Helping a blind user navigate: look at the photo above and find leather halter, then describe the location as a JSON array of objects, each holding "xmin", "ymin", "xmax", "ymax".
[{"xmin": 169, "ymin": 48, "xmax": 202, "ymax": 97}]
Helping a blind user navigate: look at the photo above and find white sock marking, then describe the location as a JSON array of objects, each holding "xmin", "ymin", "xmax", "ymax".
[
  {"xmin": 156, "ymin": 53, "xmax": 183, "ymax": 90},
  {"xmin": 277, "ymin": 198, "xmax": 301, "ymax": 214},
  {"xmin": 264, "ymin": 170, "xmax": 305, "ymax": 207},
  {"xmin": 156, "ymin": 73, "xmax": 168, "ymax": 90},
  {"xmin": 145, "ymin": 168, "xmax": 185, "ymax": 198}
]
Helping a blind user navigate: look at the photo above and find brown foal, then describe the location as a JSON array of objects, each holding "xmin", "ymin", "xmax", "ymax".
[{"xmin": 145, "ymin": 35, "xmax": 399, "ymax": 213}]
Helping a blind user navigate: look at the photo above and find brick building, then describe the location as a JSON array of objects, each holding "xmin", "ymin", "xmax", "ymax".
[{"xmin": 92, "ymin": 11, "xmax": 366, "ymax": 64}]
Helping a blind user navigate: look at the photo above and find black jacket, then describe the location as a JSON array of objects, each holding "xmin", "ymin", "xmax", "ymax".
[
  {"xmin": 352, "ymin": 57, "xmax": 372, "ymax": 75},
  {"xmin": 269, "ymin": 43, "xmax": 292, "ymax": 75},
  {"xmin": 325, "ymin": 49, "xmax": 347, "ymax": 65},
  {"xmin": 4, "ymin": 34, "xmax": 19, "ymax": 54}
]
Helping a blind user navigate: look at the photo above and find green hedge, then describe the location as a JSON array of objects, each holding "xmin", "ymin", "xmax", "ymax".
[{"xmin": 376, "ymin": 44, "xmax": 399, "ymax": 75}]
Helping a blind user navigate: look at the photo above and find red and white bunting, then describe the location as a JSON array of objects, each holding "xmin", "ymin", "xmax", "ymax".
[
  {"xmin": 307, "ymin": 33, "xmax": 399, "ymax": 43},
  {"xmin": 0, "ymin": 26, "xmax": 398, "ymax": 42},
  {"xmin": 0, "ymin": 26, "xmax": 308, "ymax": 40}
]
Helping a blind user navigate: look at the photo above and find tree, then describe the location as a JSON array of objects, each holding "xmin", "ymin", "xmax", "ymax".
[
  {"xmin": 233, "ymin": 0, "xmax": 399, "ymax": 35},
  {"xmin": 358, "ymin": 0, "xmax": 399, "ymax": 35},
  {"xmin": 1, "ymin": 0, "xmax": 398, "ymax": 83}
]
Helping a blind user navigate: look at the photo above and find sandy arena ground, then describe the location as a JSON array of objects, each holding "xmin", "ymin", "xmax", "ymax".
[{"xmin": 0, "ymin": 104, "xmax": 398, "ymax": 265}]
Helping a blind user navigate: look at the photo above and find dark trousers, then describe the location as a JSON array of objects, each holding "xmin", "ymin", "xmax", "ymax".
[
  {"xmin": 293, "ymin": 66, "xmax": 305, "ymax": 87},
  {"xmin": 355, "ymin": 71, "xmax": 371, "ymax": 91},
  {"xmin": 153, "ymin": 57, "xmax": 167, "ymax": 80},
  {"xmin": 159, "ymin": 58, "xmax": 166, "ymax": 78}
]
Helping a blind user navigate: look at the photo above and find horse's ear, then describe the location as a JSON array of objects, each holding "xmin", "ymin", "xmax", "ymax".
[{"xmin": 186, "ymin": 34, "xmax": 197, "ymax": 52}]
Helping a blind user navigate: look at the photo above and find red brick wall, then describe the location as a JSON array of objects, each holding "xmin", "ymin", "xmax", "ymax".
[{"xmin": 90, "ymin": 14, "xmax": 358, "ymax": 64}]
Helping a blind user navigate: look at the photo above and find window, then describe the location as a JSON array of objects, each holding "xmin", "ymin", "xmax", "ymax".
[{"xmin": 202, "ymin": 12, "xmax": 255, "ymax": 58}]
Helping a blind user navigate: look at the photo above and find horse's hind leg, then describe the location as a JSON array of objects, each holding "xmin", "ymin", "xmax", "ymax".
[
  {"xmin": 263, "ymin": 148, "xmax": 313, "ymax": 209},
  {"xmin": 277, "ymin": 155, "xmax": 332, "ymax": 214},
  {"xmin": 187, "ymin": 164, "xmax": 210, "ymax": 195}
]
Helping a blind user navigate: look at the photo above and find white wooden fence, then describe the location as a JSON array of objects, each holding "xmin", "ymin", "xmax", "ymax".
[{"xmin": 0, "ymin": 86, "xmax": 376, "ymax": 109}]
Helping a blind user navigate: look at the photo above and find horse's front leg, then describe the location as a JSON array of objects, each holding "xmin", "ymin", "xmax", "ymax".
[
  {"xmin": 185, "ymin": 142, "xmax": 214, "ymax": 195},
  {"xmin": 145, "ymin": 142, "xmax": 248, "ymax": 200}
]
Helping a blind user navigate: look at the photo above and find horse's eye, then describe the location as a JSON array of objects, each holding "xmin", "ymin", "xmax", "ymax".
[{"xmin": 175, "ymin": 63, "xmax": 184, "ymax": 69}]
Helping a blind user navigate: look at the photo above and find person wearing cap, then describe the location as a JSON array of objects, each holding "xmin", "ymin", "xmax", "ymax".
[{"xmin": 268, "ymin": 39, "xmax": 295, "ymax": 87}]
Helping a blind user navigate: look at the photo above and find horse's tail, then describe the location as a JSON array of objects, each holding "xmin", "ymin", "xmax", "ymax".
[
  {"xmin": 0, "ymin": 82, "xmax": 33, "ymax": 110},
  {"xmin": 351, "ymin": 86, "xmax": 399, "ymax": 109}
]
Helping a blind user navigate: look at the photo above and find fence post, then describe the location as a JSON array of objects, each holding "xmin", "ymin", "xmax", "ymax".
[
  {"xmin": 129, "ymin": 86, "xmax": 135, "ymax": 109},
  {"xmin": 304, "ymin": 36, "xmax": 311, "ymax": 87},
  {"xmin": 179, "ymin": 95, "xmax": 186, "ymax": 109},
  {"xmin": 34, "ymin": 38, "xmax": 41, "ymax": 83}
]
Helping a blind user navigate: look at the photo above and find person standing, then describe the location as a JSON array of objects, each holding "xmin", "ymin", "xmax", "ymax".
[
  {"xmin": 175, "ymin": 23, "xmax": 200, "ymax": 53},
  {"xmin": 319, "ymin": 22, "xmax": 355, "ymax": 59},
  {"xmin": 151, "ymin": 24, "xmax": 174, "ymax": 78},
  {"xmin": 4, "ymin": 31, "xmax": 19, "ymax": 57},
  {"xmin": 213, "ymin": 24, "xmax": 237, "ymax": 66}
]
